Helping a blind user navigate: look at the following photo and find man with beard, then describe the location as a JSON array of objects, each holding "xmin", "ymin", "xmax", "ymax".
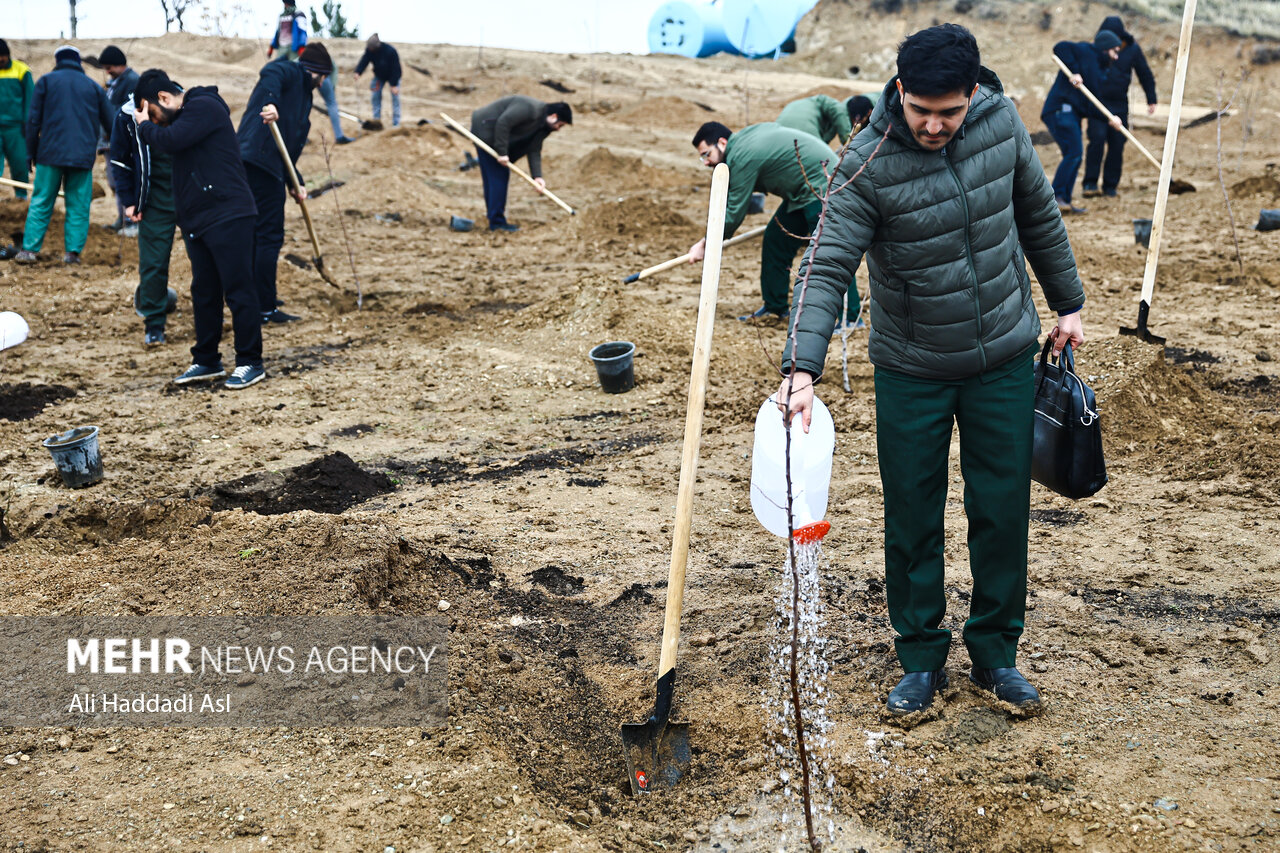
[
  {"xmin": 132, "ymin": 69, "xmax": 265, "ymax": 389},
  {"xmin": 237, "ymin": 42, "xmax": 331, "ymax": 324},
  {"xmin": 777, "ymin": 24, "xmax": 1087, "ymax": 717}
]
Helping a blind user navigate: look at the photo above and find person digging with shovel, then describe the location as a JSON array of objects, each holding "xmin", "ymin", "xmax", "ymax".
[
  {"xmin": 688, "ymin": 120, "xmax": 860, "ymax": 327},
  {"xmin": 353, "ymin": 34, "xmax": 401, "ymax": 130},
  {"xmin": 469, "ymin": 96, "xmax": 571, "ymax": 233},
  {"xmin": 237, "ymin": 42, "xmax": 332, "ymax": 325},
  {"xmin": 778, "ymin": 23, "xmax": 1087, "ymax": 718}
]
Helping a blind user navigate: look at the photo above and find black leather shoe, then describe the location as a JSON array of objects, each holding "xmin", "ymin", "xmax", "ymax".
[
  {"xmin": 887, "ymin": 669, "xmax": 948, "ymax": 715},
  {"xmin": 970, "ymin": 667, "xmax": 1042, "ymax": 711}
]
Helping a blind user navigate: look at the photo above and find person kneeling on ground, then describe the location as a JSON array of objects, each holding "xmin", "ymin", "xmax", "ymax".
[
  {"xmin": 688, "ymin": 120, "xmax": 860, "ymax": 327},
  {"xmin": 777, "ymin": 23, "xmax": 1088, "ymax": 718},
  {"xmin": 133, "ymin": 69, "xmax": 266, "ymax": 390},
  {"xmin": 469, "ymin": 96, "xmax": 570, "ymax": 233}
]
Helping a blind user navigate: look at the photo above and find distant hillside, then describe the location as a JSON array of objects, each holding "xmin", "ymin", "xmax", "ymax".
[{"xmin": 1094, "ymin": 0, "xmax": 1280, "ymax": 40}]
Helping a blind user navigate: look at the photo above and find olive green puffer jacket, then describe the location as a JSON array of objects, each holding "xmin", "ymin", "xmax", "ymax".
[{"xmin": 784, "ymin": 68, "xmax": 1085, "ymax": 382}]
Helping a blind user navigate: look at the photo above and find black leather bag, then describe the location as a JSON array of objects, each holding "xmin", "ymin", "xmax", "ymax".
[{"xmin": 1031, "ymin": 340, "xmax": 1107, "ymax": 499}]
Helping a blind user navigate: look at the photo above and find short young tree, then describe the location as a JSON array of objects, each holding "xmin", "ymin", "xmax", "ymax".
[{"xmin": 310, "ymin": 0, "xmax": 359, "ymax": 38}]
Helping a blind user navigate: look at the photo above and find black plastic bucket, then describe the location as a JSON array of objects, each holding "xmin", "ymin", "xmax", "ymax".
[
  {"xmin": 1256, "ymin": 209, "xmax": 1280, "ymax": 232},
  {"xmin": 1133, "ymin": 218, "xmax": 1152, "ymax": 248},
  {"xmin": 43, "ymin": 426, "xmax": 103, "ymax": 488},
  {"xmin": 748, "ymin": 192, "xmax": 766, "ymax": 214},
  {"xmin": 588, "ymin": 341, "xmax": 636, "ymax": 394}
]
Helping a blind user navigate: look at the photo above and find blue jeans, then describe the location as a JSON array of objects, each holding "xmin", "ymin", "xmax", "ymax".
[
  {"xmin": 476, "ymin": 147, "xmax": 509, "ymax": 227},
  {"xmin": 1045, "ymin": 108, "xmax": 1084, "ymax": 202},
  {"xmin": 319, "ymin": 72, "xmax": 345, "ymax": 141},
  {"xmin": 370, "ymin": 78, "xmax": 400, "ymax": 127}
]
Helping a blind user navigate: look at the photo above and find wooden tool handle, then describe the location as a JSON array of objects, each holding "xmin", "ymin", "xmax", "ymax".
[
  {"xmin": 268, "ymin": 121, "xmax": 323, "ymax": 260},
  {"xmin": 1050, "ymin": 52, "xmax": 1162, "ymax": 171},
  {"xmin": 657, "ymin": 162, "xmax": 729, "ymax": 680},
  {"xmin": 1, "ymin": 175, "xmax": 65, "ymax": 199},
  {"xmin": 440, "ymin": 112, "xmax": 575, "ymax": 215},
  {"xmin": 1139, "ymin": 0, "xmax": 1198, "ymax": 305},
  {"xmin": 627, "ymin": 225, "xmax": 768, "ymax": 283}
]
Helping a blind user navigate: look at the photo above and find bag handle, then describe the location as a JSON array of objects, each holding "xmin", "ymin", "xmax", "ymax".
[{"xmin": 1035, "ymin": 338, "xmax": 1074, "ymax": 396}]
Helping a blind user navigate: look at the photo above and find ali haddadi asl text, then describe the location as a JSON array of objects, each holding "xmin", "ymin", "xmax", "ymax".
[{"xmin": 67, "ymin": 692, "xmax": 232, "ymax": 714}]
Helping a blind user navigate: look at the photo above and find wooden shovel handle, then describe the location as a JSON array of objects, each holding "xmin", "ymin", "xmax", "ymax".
[
  {"xmin": 627, "ymin": 225, "xmax": 767, "ymax": 283},
  {"xmin": 439, "ymin": 112, "xmax": 575, "ymax": 215},
  {"xmin": 1050, "ymin": 52, "xmax": 1162, "ymax": 172},
  {"xmin": 1, "ymin": 176, "xmax": 65, "ymax": 198},
  {"xmin": 657, "ymin": 162, "xmax": 730, "ymax": 680},
  {"xmin": 268, "ymin": 121, "xmax": 323, "ymax": 260}
]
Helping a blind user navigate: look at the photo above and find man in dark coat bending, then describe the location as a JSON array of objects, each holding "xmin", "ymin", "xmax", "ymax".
[{"xmin": 469, "ymin": 96, "xmax": 571, "ymax": 232}]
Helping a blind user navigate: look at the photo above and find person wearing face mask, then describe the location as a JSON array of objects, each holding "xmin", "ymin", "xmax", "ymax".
[
  {"xmin": 776, "ymin": 24, "xmax": 1088, "ymax": 719},
  {"xmin": 236, "ymin": 42, "xmax": 331, "ymax": 325},
  {"xmin": 132, "ymin": 68, "xmax": 264, "ymax": 389},
  {"xmin": 0, "ymin": 39, "xmax": 34, "ymax": 206}
]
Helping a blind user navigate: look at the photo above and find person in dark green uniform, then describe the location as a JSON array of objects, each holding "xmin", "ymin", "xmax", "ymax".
[
  {"xmin": 0, "ymin": 39, "xmax": 34, "ymax": 203},
  {"xmin": 109, "ymin": 94, "xmax": 176, "ymax": 345},
  {"xmin": 778, "ymin": 24, "xmax": 1087, "ymax": 717},
  {"xmin": 776, "ymin": 93, "xmax": 875, "ymax": 147},
  {"xmin": 688, "ymin": 120, "xmax": 858, "ymax": 323}
]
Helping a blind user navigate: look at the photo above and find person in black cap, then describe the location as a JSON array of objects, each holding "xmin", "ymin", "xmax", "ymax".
[
  {"xmin": 97, "ymin": 45, "xmax": 139, "ymax": 233},
  {"xmin": 132, "ymin": 68, "xmax": 265, "ymax": 390},
  {"xmin": 468, "ymin": 96, "xmax": 571, "ymax": 232},
  {"xmin": 237, "ymin": 41, "xmax": 331, "ymax": 324},
  {"xmin": 1082, "ymin": 16, "xmax": 1158, "ymax": 198},
  {"xmin": 1040, "ymin": 30, "xmax": 1124, "ymax": 214}
]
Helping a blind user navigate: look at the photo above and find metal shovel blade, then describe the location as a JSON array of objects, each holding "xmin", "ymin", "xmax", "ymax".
[
  {"xmin": 621, "ymin": 670, "xmax": 690, "ymax": 795},
  {"xmin": 1120, "ymin": 300, "xmax": 1167, "ymax": 345}
]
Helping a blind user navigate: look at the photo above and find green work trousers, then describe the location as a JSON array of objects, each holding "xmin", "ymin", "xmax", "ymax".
[
  {"xmin": 761, "ymin": 200, "xmax": 859, "ymax": 317},
  {"xmin": 22, "ymin": 165, "xmax": 93, "ymax": 253},
  {"xmin": 0, "ymin": 125, "xmax": 28, "ymax": 199},
  {"xmin": 137, "ymin": 170, "xmax": 177, "ymax": 328},
  {"xmin": 873, "ymin": 342, "xmax": 1037, "ymax": 673}
]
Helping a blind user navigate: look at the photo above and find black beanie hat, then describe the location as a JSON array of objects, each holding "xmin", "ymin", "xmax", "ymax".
[
  {"xmin": 1094, "ymin": 30, "xmax": 1122, "ymax": 52},
  {"xmin": 297, "ymin": 42, "xmax": 332, "ymax": 75},
  {"xmin": 98, "ymin": 45, "xmax": 126, "ymax": 66},
  {"xmin": 0, "ymin": 39, "xmax": 10, "ymax": 56},
  {"xmin": 135, "ymin": 68, "xmax": 182, "ymax": 104}
]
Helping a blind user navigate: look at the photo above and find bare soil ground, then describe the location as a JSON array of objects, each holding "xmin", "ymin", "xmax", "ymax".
[{"xmin": 2, "ymin": 1, "xmax": 1279, "ymax": 849}]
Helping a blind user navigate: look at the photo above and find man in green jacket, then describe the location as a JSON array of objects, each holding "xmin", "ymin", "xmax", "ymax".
[
  {"xmin": 0, "ymin": 39, "xmax": 34, "ymax": 202},
  {"xmin": 688, "ymin": 121, "xmax": 858, "ymax": 322},
  {"xmin": 776, "ymin": 93, "xmax": 875, "ymax": 147},
  {"xmin": 469, "ymin": 96, "xmax": 571, "ymax": 232},
  {"xmin": 778, "ymin": 24, "xmax": 1086, "ymax": 716}
]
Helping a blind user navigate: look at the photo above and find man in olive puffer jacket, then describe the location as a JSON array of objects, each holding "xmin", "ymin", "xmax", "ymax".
[{"xmin": 778, "ymin": 24, "xmax": 1086, "ymax": 718}]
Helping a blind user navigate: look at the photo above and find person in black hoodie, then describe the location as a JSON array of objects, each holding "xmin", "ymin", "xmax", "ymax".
[
  {"xmin": 133, "ymin": 69, "xmax": 265, "ymax": 390},
  {"xmin": 237, "ymin": 43, "xmax": 331, "ymax": 324},
  {"xmin": 1082, "ymin": 16, "xmax": 1158, "ymax": 198},
  {"xmin": 109, "ymin": 94, "xmax": 177, "ymax": 346}
]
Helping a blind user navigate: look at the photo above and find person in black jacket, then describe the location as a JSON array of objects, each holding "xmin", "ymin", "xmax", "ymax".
[
  {"xmin": 1082, "ymin": 16, "xmax": 1158, "ymax": 198},
  {"xmin": 16, "ymin": 45, "xmax": 113, "ymax": 265},
  {"xmin": 1040, "ymin": 31, "xmax": 1123, "ymax": 214},
  {"xmin": 353, "ymin": 34, "xmax": 401, "ymax": 128},
  {"xmin": 98, "ymin": 45, "xmax": 140, "ymax": 233},
  {"xmin": 237, "ymin": 43, "xmax": 331, "ymax": 324},
  {"xmin": 110, "ymin": 95, "xmax": 177, "ymax": 346},
  {"xmin": 133, "ymin": 69, "xmax": 266, "ymax": 390}
]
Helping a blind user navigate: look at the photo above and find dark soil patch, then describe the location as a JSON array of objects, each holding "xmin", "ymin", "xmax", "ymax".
[
  {"xmin": 330, "ymin": 423, "xmax": 378, "ymax": 438},
  {"xmin": 945, "ymin": 707, "xmax": 1011, "ymax": 746},
  {"xmin": 1074, "ymin": 585, "xmax": 1280, "ymax": 626},
  {"xmin": 566, "ymin": 410, "xmax": 627, "ymax": 422},
  {"xmin": 568, "ymin": 476, "xmax": 604, "ymax": 487},
  {"xmin": 0, "ymin": 382, "xmax": 77, "ymax": 421},
  {"xmin": 405, "ymin": 301, "xmax": 460, "ymax": 319},
  {"xmin": 609, "ymin": 583, "xmax": 655, "ymax": 606},
  {"xmin": 470, "ymin": 300, "xmax": 531, "ymax": 313},
  {"xmin": 283, "ymin": 253, "xmax": 312, "ymax": 270},
  {"xmin": 393, "ymin": 433, "xmax": 663, "ymax": 487},
  {"xmin": 1029, "ymin": 509, "xmax": 1085, "ymax": 527},
  {"xmin": 208, "ymin": 451, "xmax": 395, "ymax": 515},
  {"xmin": 1165, "ymin": 346, "xmax": 1221, "ymax": 365},
  {"xmin": 529, "ymin": 565, "xmax": 586, "ymax": 595}
]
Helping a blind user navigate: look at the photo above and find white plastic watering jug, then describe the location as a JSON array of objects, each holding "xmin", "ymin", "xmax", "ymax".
[
  {"xmin": 0, "ymin": 311, "xmax": 29, "ymax": 351},
  {"xmin": 750, "ymin": 393, "xmax": 834, "ymax": 541}
]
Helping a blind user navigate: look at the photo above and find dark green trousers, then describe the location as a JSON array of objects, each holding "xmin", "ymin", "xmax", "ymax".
[
  {"xmin": 761, "ymin": 200, "xmax": 859, "ymax": 316},
  {"xmin": 0, "ymin": 125, "xmax": 28, "ymax": 199},
  {"xmin": 137, "ymin": 171, "xmax": 177, "ymax": 329},
  {"xmin": 873, "ymin": 343, "xmax": 1036, "ymax": 672}
]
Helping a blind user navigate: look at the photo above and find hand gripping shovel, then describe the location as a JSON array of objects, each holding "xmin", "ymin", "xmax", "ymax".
[
  {"xmin": 1122, "ymin": 0, "xmax": 1198, "ymax": 345},
  {"xmin": 269, "ymin": 121, "xmax": 338, "ymax": 288},
  {"xmin": 621, "ymin": 162, "xmax": 730, "ymax": 795}
]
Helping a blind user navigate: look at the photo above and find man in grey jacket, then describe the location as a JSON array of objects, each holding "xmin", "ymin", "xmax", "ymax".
[
  {"xmin": 469, "ymin": 96, "xmax": 570, "ymax": 232},
  {"xmin": 777, "ymin": 24, "xmax": 1086, "ymax": 717}
]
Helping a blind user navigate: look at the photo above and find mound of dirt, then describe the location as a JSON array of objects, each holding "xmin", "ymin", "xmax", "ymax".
[
  {"xmin": 1087, "ymin": 336, "xmax": 1214, "ymax": 446},
  {"xmin": 208, "ymin": 451, "xmax": 394, "ymax": 515},
  {"xmin": 1230, "ymin": 172, "xmax": 1280, "ymax": 198},
  {"xmin": 0, "ymin": 382, "xmax": 77, "ymax": 422},
  {"xmin": 613, "ymin": 95, "xmax": 717, "ymax": 129},
  {"xmin": 572, "ymin": 146, "xmax": 687, "ymax": 191},
  {"xmin": 575, "ymin": 197, "xmax": 695, "ymax": 245}
]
